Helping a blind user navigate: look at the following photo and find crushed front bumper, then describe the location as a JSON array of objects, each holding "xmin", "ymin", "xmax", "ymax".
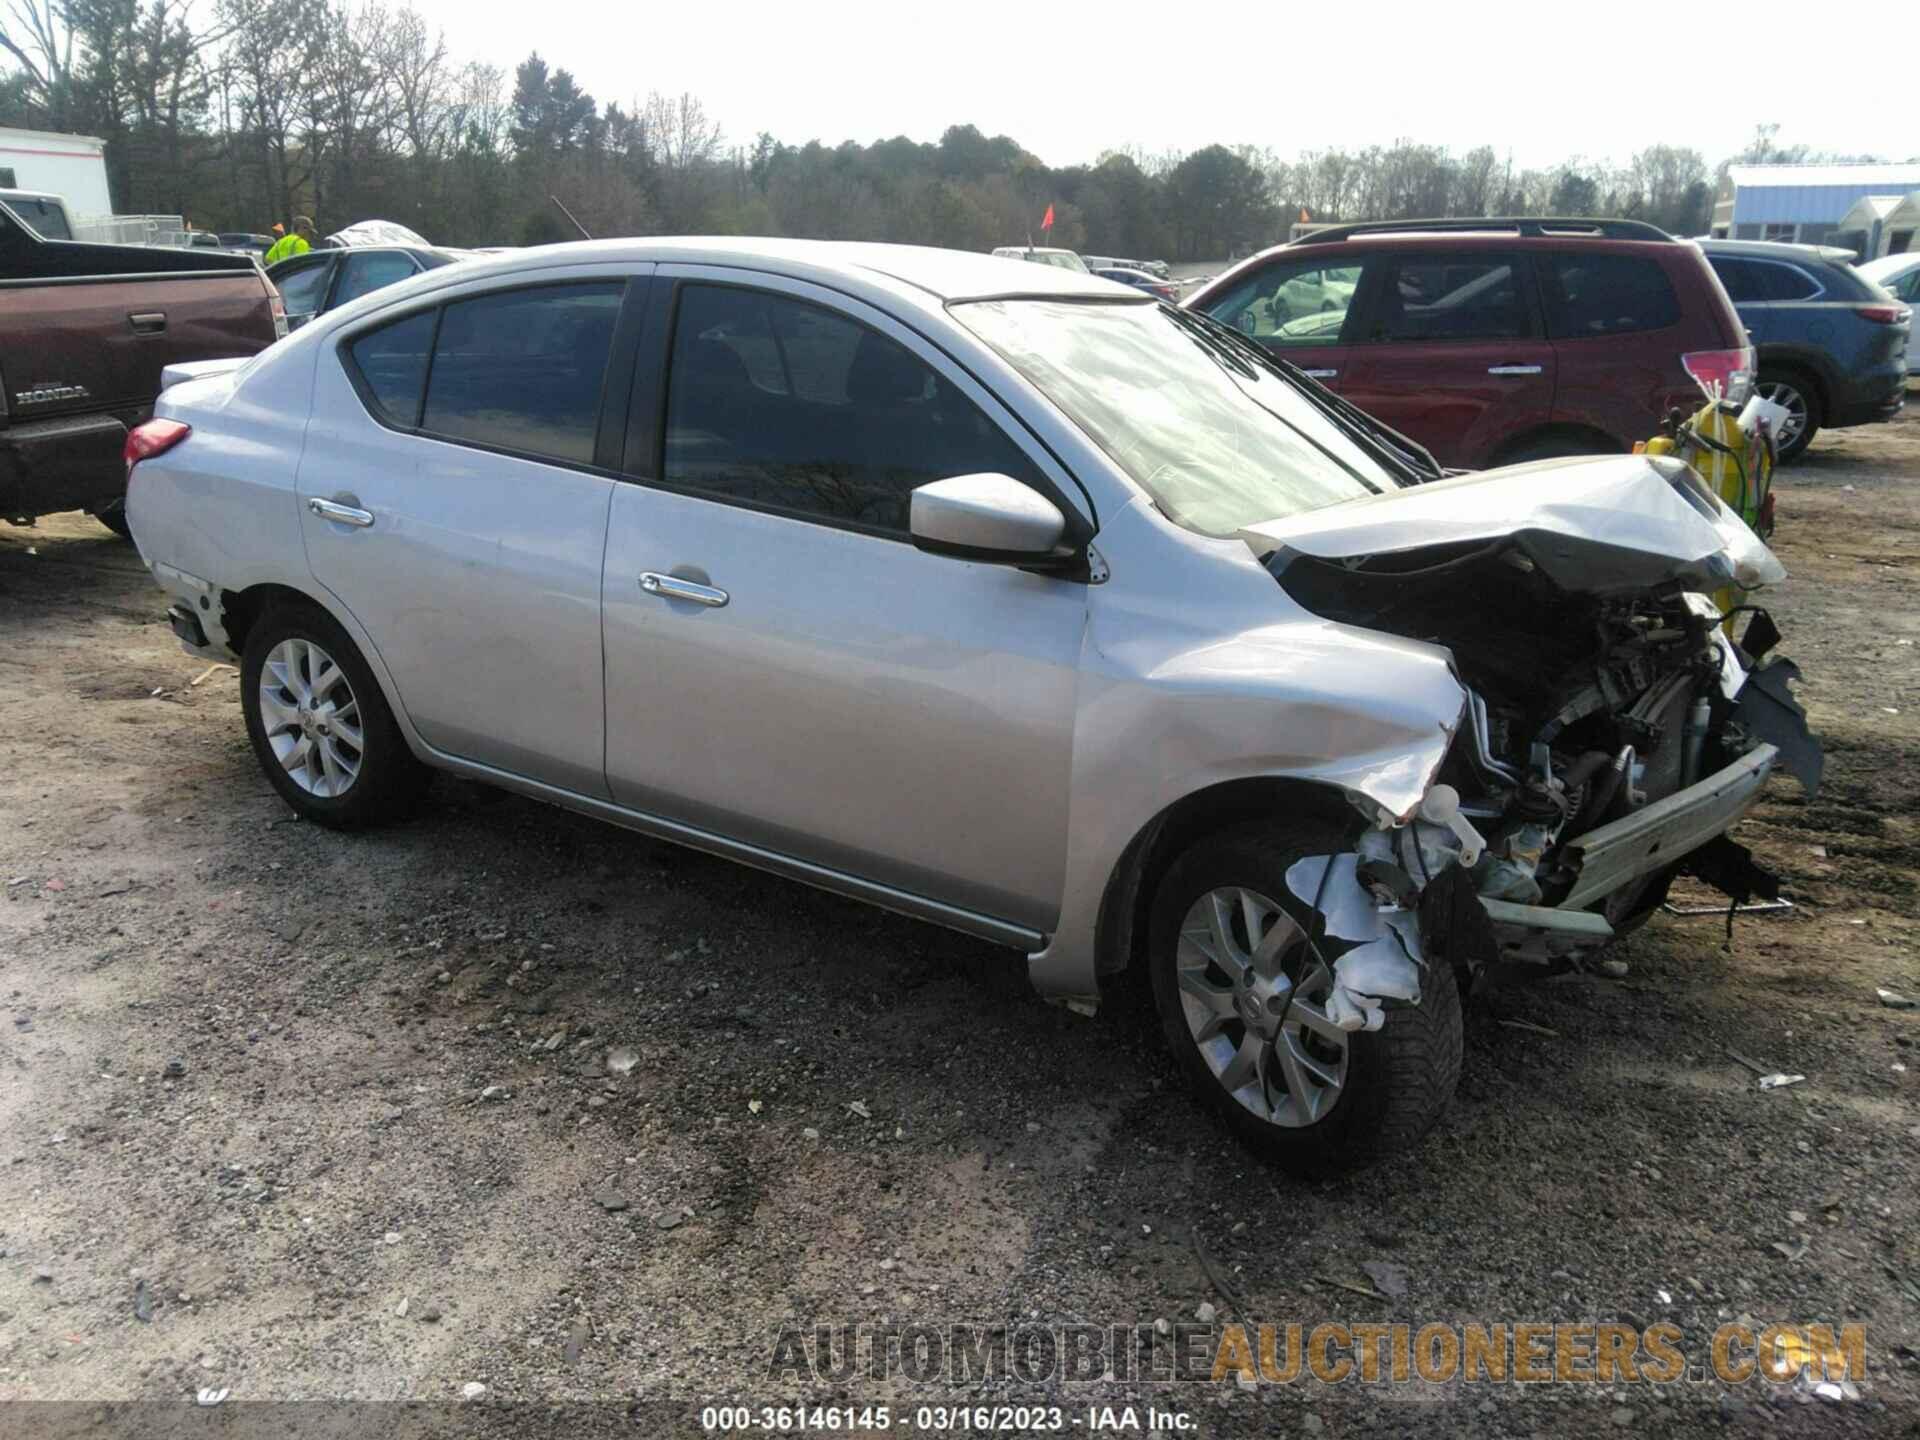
[{"xmin": 1556, "ymin": 745, "xmax": 1778, "ymax": 910}]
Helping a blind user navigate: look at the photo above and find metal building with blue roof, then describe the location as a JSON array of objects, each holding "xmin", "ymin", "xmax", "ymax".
[{"xmin": 1711, "ymin": 163, "xmax": 1920, "ymax": 249}]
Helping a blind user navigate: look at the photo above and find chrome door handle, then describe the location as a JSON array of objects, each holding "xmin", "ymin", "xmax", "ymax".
[
  {"xmin": 640, "ymin": 572, "xmax": 728, "ymax": 608},
  {"xmin": 1487, "ymin": 364, "xmax": 1543, "ymax": 376},
  {"xmin": 307, "ymin": 497, "xmax": 374, "ymax": 527},
  {"xmin": 1301, "ymin": 368, "xmax": 1339, "ymax": 379}
]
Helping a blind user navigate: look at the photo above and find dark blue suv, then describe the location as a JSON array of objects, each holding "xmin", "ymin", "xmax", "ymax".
[{"xmin": 1702, "ymin": 239, "xmax": 1911, "ymax": 460}]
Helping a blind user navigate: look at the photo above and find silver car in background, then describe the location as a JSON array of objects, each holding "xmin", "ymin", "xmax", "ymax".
[{"xmin": 125, "ymin": 240, "xmax": 1817, "ymax": 1172}]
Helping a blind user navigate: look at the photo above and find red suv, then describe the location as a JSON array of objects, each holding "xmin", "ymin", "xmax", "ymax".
[{"xmin": 1184, "ymin": 219, "xmax": 1752, "ymax": 469}]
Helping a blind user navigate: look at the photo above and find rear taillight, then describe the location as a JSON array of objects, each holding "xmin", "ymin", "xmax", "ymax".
[
  {"xmin": 125, "ymin": 418, "xmax": 191, "ymax": 473},
  {"xmin": 1855, "ymin": 304, "xmax": 1910, "ymax": 325},
  {"xmin": 1681, "ymin": 345, "xmax": 1755, "ymax": 403},
  {"xmin": 268, "ymin": 288, "xmax": 288, "ymax": 338}
]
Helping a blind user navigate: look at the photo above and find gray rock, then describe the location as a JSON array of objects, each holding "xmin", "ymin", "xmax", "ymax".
[
  {"xmin": 419, "ymin": 1302, "xmax": 441, "ymax": 1322},
  {"xmin": 479, "ymin": 1085, "xmax": 509, "ymax": 1102},
  {"xmin": 1301, "ymin": 1416, "xmax": 1323, "ymax": 1435},
  {"xmin": 1361, "ymin": 1260, "xmax": 1409, "ymax": 1297},
  {"xmin": 563, "ymin": 1316, "xmax": 590, "ymax": 1364},
  {"xmin": 654, "ymin": 1211, "xmax": 683, "ymax": 1231},
  {"xmin": 32, "ymin": 1266, "xmax": 52, "ymax": 1284},
  {"xmin": 595, "ymin": 1192, "xmax": 629, "ymax": 1213},
  {"xmin": 1611, "ymin": 1406, "xmax": 1635, "ymax": 1426}
]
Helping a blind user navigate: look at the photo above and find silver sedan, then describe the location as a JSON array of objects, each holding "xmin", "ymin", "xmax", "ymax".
[{"xmin": 124, "ymin": 239, "xmax": 1817, "ymax": 1172}]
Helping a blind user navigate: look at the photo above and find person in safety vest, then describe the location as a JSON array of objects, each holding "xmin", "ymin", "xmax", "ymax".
[{"xmin": 264, "ymin": 216, "xmax": 314, "ymax": 265}]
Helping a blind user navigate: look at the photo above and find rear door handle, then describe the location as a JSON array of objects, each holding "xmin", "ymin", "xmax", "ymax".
[
  {"xmin": 307, "ymin": 496, "xmax": 374, "ymax": 527},
  {"xmin": 1487, "ymin": 364, "xmax": 1543, "ymax": 376},
  {"xmin": 129, "ymin": 312, "xmax": 167, "ymax": 335},
  {"xmin": 640, "ymin": 572, "xmax": 728, "ymax": 608},
  {"xmin": 1301, "ymin": 368, "xmax": 1339, "ymax": 380}
]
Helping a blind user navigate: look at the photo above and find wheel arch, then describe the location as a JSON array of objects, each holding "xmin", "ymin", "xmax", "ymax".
[
  {"xmin": 1488, "ymin": 422, "xmax": 1626, "ymax": 467},
  {"xmin": 219, "ymin": 579, "xmax": 431, "ymax": 764},
  {"xmin": 1093, "ymin": 776, "xmax": 1359, "ymax": 1003}
]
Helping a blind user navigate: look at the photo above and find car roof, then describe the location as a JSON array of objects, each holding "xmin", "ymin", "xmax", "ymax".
[
  {"xmin": 450, "ymin": 238, "xmax": 1118, "ymax": 301},
  {"xmin": 1698, "ymin": 238, "xmax": 1855, "ymax": 266},
  {"xmin": 1859, "ymin": 251, "xmax": 1920, "ymax": 278}
]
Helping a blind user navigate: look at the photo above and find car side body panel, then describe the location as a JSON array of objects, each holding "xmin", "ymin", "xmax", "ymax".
[{"xmin": 1028, "ymin": 497, "xmax": 1467, "ymax": 999}]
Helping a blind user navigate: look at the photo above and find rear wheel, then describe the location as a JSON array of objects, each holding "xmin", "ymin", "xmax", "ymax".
[
  {"xmin": 89, "ymin": 503, "xmax": 132, "ymax": 539},
  {"xmin": 1497, "ymin": 433, "xmax": 1618, "ymax": 466},
  {"xmin": 1148, "ymin": 820, "xmax": 1463, "ymax": 1175},
  {"xmin": 1754, "ymin": 370, "xmax": 1821, "ymax": 461},
  {"xmin": 240, "ymin": 602, "xmax": 429, "ymax": 828}
]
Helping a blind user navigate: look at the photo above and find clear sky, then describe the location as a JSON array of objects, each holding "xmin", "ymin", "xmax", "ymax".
[{"xmin": 405, "ymin": 0, "xmax": 1907, "ymax": 171}]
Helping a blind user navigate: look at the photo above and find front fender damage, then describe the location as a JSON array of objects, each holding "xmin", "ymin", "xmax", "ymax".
[{"xmin": 1284, "ymin": 854, "xmax": 1425, "ymax": 1032}]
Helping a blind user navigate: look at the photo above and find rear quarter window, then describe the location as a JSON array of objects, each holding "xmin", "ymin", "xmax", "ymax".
[
  {"xmin": 347, "ymin": 309, "xmax": 436, "ymax": 426},
  {"xmin": 1541, "ymin": 253, "xmax": 1681, "ymax": 338}
]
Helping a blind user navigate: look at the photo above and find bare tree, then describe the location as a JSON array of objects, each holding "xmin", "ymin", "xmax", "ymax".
[{"xmin": 0, "ymin": 0, "xmax": 78, "ymax": 122}]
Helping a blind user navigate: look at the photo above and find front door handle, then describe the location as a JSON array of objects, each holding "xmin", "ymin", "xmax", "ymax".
[
  {"xmin": 1301, "ymin": 368, "xmax": 1339, "ymax": 380},
  {"xmin": 1487, "ymin": 364, "xmax": 1544, "ymax": 376},
  {"xmin": 640, "ymin": 571, "xmax": 728, "ymax": 608},
  {"xmin": 308, "ymin": 496, "xmax": 375, "ymax": 527},
  {"xmin": 129, "ymin": 311, "xmax": 167, "ymax": 335}
]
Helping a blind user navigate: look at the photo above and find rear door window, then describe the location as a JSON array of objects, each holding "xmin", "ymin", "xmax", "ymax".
[
  {"xmin": 1368, "ymin": 254, "xmax": 1529, "ymax": 342},
  {"xmin": 333, "ymin": 251, "xmax": 421, "ymax": 307},
  {"xmin": 1756, "ymin": 263, "xmax": 1821, "ymax": 301},
  {"xmin": 421, "ymin": 283, "xmax": 624, "ymax": 465},
  {"xmin": 1541, "ymin": 253, "xmax": 1681, "ymax": 337},
  {"xmin": 1709, "ymin": 257, "xmax": 1766, "ymax": 303}
]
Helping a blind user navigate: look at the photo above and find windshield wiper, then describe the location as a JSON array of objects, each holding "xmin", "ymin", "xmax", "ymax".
[{"xmin": 1172, "ymin": 307, "xmax": 1446, "ymax": 485}]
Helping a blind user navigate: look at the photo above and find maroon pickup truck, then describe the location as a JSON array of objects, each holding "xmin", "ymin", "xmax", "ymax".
[{"xmin": 1, "ymin": 197, "xmax": 283, "ymax": 536}]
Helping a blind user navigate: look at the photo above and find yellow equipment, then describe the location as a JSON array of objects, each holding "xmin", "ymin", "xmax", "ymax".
[{"xmin": 1635, "ymin": 392, "xmax": 1784, "ymax": 628}]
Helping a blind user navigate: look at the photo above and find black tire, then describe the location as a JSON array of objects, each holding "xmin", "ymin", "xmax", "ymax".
[
  {"xmin": 1754, "ymin": 369, "xmax": 1822, "ymax": 462},
  {"xmin": 240, "ymin": 601, "xmax": 429, "ymax": 829},
  {"xmin": 89, "ymin": 502, "xmax": 133, "ymax": 539},
  {"xmin": 1496, "ymin": 433, "xmax": 1618, "ymax": 466},
  {"xmin": 1147, "ymin": 820, "xmax": 1463, "ymax": 1176}
]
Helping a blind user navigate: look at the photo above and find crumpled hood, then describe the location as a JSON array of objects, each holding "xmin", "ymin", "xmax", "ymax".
[{"xmin": 1241, "ymin": 454, "xmax": 1785, "ymax": 596}]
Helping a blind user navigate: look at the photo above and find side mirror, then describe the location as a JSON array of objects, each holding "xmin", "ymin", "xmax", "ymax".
[{"xmin": 909, "ymin": 473, "xmax": 1072, "ymax": 568}]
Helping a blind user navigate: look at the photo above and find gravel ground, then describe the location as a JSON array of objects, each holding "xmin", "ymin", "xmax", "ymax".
[{"xmin": 1, "ymin": 396, "xmax": 1917, "ymax": 1437}]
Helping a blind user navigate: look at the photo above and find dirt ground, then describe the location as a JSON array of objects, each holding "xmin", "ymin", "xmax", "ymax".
[{"xmin": 1, "ymin": 395, "xmax": 1917, "ymax": 1438}]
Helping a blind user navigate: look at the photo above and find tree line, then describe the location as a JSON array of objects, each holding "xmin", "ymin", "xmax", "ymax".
[{"xmin": 0, "ymin": 0, "xmax": 1896, "ymax": 257}]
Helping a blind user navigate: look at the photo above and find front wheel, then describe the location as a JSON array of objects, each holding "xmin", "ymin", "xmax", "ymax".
[
  {"xmin": 240, "ymin": 602, "xmax": 429, "ymax": 828},
  {"xmin": 1148, "ymin": 821, "xmax": 1462, "ymax": 1175}
]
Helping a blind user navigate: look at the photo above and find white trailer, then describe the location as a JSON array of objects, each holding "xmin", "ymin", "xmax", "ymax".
[{"xmin": 0, "ymin": 127, "xmax": 112, "ymax": 219}]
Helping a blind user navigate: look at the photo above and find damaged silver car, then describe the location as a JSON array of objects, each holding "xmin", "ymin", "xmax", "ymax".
[{"xmin": 124, "ymin": 240, "xmax": 1819, "ymax": 1174}]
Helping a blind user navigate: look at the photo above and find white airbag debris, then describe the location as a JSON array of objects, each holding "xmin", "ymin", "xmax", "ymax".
[{"xmin": 1284, "ymin": 854, "xmax": 1426, "ymax": 1033}]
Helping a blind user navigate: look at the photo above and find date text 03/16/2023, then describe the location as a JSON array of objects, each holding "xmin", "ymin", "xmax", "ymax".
[{"xmin": 699, "ymin": 1404, "xmax": 1196, "ymax": 1431}]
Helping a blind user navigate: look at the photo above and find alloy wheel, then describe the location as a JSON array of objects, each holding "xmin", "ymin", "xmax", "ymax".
[
  {"xmin": 1175, "ymin": 886, "xmax": 1349, "ymax": 1127},
  {"xmin": 258, "ymin": 637, "xmax": 364, "ymax": 798},
  {"xmin": 1754, "ymin": 379, "xmax": 1809, "ymax": 450}
]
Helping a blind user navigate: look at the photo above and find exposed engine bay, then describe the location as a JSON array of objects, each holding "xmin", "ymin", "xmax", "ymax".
[{"xmin": 1240, "ymin": 454, "xmax": 1824, "ymax": 1031}]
